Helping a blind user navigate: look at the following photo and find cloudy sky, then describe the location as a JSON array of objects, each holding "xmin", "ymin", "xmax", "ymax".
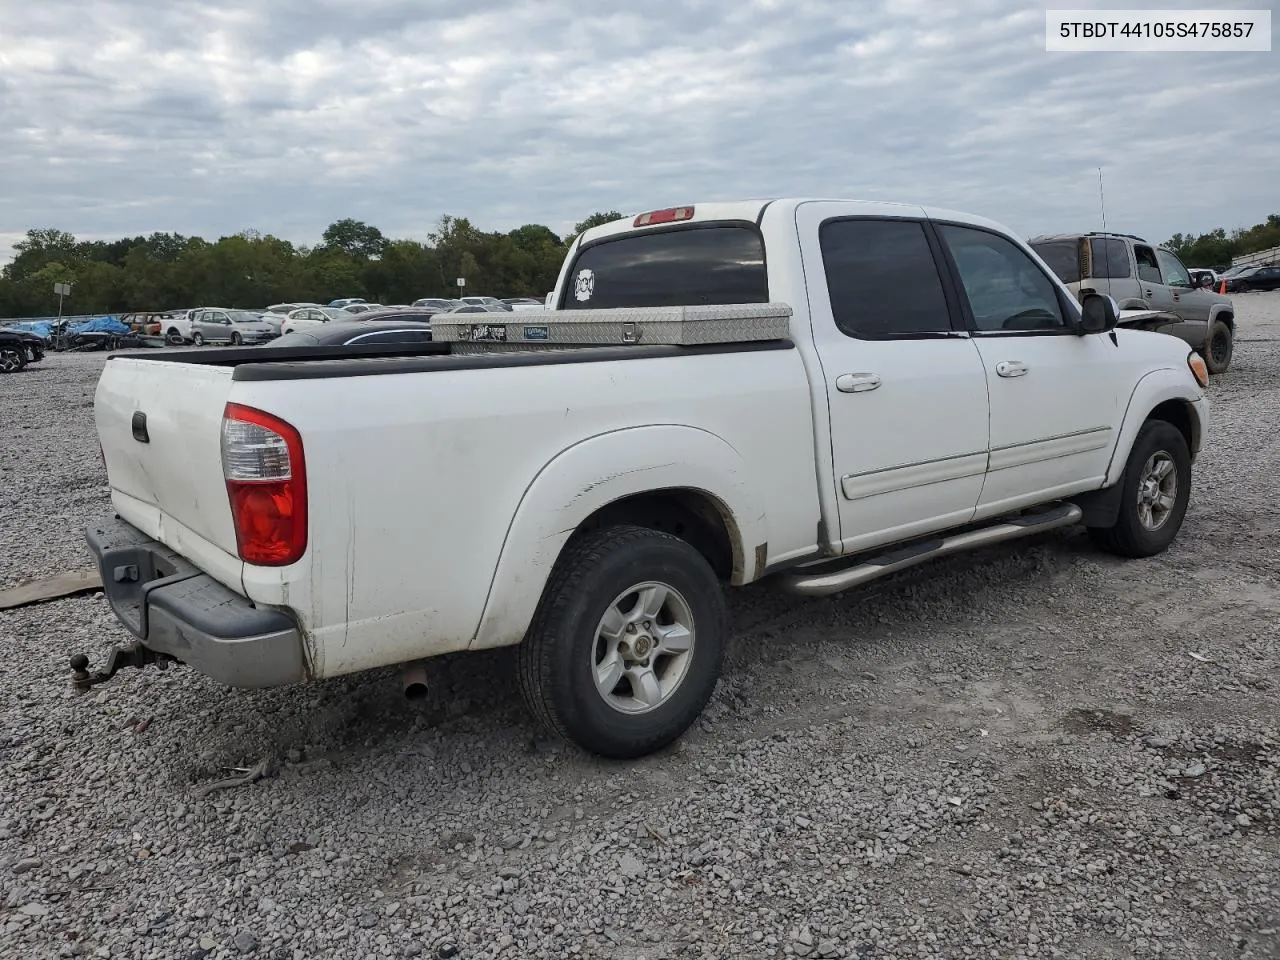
[{"xmin": 1, "ymin": 0, "xmax": 1276, "ymax": 261}]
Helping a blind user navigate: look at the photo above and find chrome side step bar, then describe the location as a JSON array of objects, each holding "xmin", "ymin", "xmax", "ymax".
[{"xmin": 780, "ymin": 502, "xmax": 1083, "ymax": 598}]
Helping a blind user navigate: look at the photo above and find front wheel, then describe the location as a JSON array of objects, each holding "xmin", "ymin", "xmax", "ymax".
[
  {"xmin": 517, "ymin": 524, "xmax": 727, "ymax": 759},
  {"xmin": 230, "ymin": 332, "xmax": 242, "ymax": 346},
  {"xmin": 165, "ymin": 328, "xmax": 184, "ymax": 345},
  {"xmin": 1202, "ymin": 318, "xmax": 1232, "ymax": 374},
  {"xmin": 192, "ymin": 332, "xmax": 204, "ymax": 346},
  {"xmin": 1088, "ymin": 420, "xmax": 1191, "ymax": 558},
  {"xmin": 0, "ymin": 349, "xmax": 25, "ymax": 373}
]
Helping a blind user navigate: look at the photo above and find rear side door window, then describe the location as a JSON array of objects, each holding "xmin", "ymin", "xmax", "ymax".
[
  {"xmin": 936, "ymin": 224, "xmax": 1066, "ymax": 333},
  {"xmin": 819, "ymin": 219, "xmax": 956, "ymax": 337}
]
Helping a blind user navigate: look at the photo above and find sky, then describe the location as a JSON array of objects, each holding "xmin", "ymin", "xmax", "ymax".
[{"xmin": 1, "ymin": 0, "xmax": 1277, "ymax": 263}]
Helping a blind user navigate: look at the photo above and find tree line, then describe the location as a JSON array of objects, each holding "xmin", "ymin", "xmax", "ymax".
[
  {"xmin": 4, "ymin": 208, "xmax": 1276, "ymax": 319},
  {"xmin": 0, "ymin": 212, "xmax": 625, "ymax": 319},
  {"xmin": 1164, "ymin": 214, "xmax": 1280, "ymax": 269}
]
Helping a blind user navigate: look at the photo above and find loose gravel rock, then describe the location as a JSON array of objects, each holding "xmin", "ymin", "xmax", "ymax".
[{"xmin": 3, "ymin": 296, "xmax": 1280, "ymax": 960}]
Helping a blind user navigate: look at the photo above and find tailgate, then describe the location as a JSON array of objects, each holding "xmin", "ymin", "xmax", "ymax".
[{"xmin": 96, "ymin": 357, "xmax": 241, "ymax": 560}]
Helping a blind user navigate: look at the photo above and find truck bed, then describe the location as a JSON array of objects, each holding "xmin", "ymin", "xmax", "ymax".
[{"xmin": 110, "ymin": 337, "xmax": 796, "ymax": 381}]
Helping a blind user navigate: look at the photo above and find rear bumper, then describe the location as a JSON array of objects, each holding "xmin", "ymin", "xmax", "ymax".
[{"xmin": 85, "ymin": 515, "xmax": 308, "ymax": 688}]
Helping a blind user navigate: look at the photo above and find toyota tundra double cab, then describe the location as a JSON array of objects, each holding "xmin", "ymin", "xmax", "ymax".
[
  {"xmin": 1029, "ymin": 231, "xmax": 1236, "ymax": 374},
  {"xmin": 82, "ymin": 198, "xmax": 1210, "ymax": 758}
]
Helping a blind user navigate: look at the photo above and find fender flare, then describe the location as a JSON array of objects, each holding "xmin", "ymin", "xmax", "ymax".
[
  {"xmin": 1208, "ymin": 303, "xmax": 1235, "ymax": 328},
  {"xmin": 469, "ymin": 424, "xmax": 765, "ymax": 650},
  {"xmin": 1103, "ymin": 368, "xmax": 1207, "ymax": 487}
]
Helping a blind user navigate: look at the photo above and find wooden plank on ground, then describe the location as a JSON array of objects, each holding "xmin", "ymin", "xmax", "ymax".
[{"xmin": 0, "ymin": 568, "xmax": 103, "ymax": 611}]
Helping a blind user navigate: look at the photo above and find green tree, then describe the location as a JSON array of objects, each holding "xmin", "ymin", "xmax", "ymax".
[
  {"xmin": 572, "ymin": 211, "xmax": 625, "ymax": 237},
  {"xmin": 320, "ymin": 219, "xmax": 388, "ymax": 259}
]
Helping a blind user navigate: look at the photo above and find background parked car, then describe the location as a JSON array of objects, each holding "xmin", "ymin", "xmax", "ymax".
[
  {"xmin": 412, "ymin": 298, "xmax": 456, "ymax": 310},
  {"xmin": 353, "ymin": 307, "xmax": 446, "ymax": 322},
  {"xmin": 281, "ymin": 306, "xmax": 359, "ymax": 334},
  {"xmin": 328, "ymin": 297, "xmax": 367, "ymax": 308},
  {"xmin": 0, "ymin": 327, "xmax": 46, "ymax": 372},
  {"xmin": 447, "ymin": 303, "xmax": 513, "ymax": 314},
  {"xmin": 265, "ymin": 319, "xmax": 436, "ymax": 349},
  {"xmin": 265, "ymin": 302, "xmax": 321, "ymax": 316},
  {"xmin": 458, "ymin": 296, "xmax": 505, "ymax": 307},
  {"xmin": 160, "ymin": 309, "xmax": 199, "ymax": 344},
  {"xmin": 342, "ymin": 303, "xmax": 386, "ymax": 314},
  {"xmin": 190, "ymin": 309, "xmax": 279, "ymax": 345},
  {"xmin": 1028, "ymin": 230, "xmax": 1236, "ymax": 373},
  {"xmin": 1225, "ymin": 265, "xmax": 1280, "ymax": 292}
]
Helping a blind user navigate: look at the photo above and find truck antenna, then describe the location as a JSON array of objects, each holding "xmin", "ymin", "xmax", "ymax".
[
  {"xmin": 1097, "ymin": 166, "xmax": 1119, "ymax": 346},
  {"xmin": 1098, "ymin": 166, "xmax": 1114, "ymax": 290},
  {"xmin": 1098, "ymin": 166, "xmax": 1107, "ymax": 235}
]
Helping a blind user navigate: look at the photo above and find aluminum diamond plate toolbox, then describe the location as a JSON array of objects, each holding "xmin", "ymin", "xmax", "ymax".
[{"xmin": 430, "ymin": 302, "xmax": 792, "ymax": 347}]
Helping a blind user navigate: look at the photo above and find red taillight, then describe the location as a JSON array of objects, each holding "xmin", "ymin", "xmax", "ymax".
[
  {"xmin": 221, "ymin": 403, "xmax": 307, "ymax": 566},
  {"xmin": 633, "ymin": 206, "xmax": 694, "ymax": 227}
]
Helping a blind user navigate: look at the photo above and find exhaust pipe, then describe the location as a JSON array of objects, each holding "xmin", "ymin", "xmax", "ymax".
[{"xmin": 402, "ymin": 661, "xmax": 429, "ymax": 700}]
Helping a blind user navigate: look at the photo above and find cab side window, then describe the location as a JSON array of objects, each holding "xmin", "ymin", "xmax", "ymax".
[
  {"xmin": 819, "ymin": 219, "xmax": 955, "ymax": 338},
  {"xmin": 937, "ymin": 224, "xmax": 1066, "ymax": 333}
]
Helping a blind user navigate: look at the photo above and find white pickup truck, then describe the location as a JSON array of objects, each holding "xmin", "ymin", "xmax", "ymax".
[{"xmin": 81, "ymin": 198, "xmax": 1210, "ymax": 758}]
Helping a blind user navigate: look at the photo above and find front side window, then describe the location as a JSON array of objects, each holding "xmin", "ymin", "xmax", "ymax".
[
  {"xmin": 1155, "ymin": 249, "xmax": 1192, "ymax": 287},
  {"xmin": 938, "ymin": 224, "xmax": 1066, "ymax": 333},
  {"xmin": 562, "ymin": 223, "xmax": 768, "ymax": 310},
  {"xmin": 1134, "ymin": 245, "xmax": 1162, "ymax": 284},
  {"xmin": 819, "ymin": 219, "xmax": 953, "ymax": 337},
  {"xmin": 1088, "ymin": 237, "xmax": 1132, "ymax": 279}
]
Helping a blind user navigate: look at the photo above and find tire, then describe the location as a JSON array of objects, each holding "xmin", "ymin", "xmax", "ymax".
[
  {"xmin": 0, "ymin": 349, "xmax": 25, "ymax": 373},
  {"xmin": 165, "ymin": 328, "xmax": 184, "ymax": 345},
  {"xmin": 1202, "ymin": 318, "xmax": 1232, "ymax": 374},
  {"xmin": 230, "ymin": 332, "xmax": 242, "ymax": 346},
  {"xmin": 192, "ymin": 332, "xmax": 204, "ymax": 346},
  {"xmin": 1088, "ymin": 420, "xmax": 1191, "ymax": 558},
  {"xmin": 517, "ymin": 524, "xmax": 727, "ymax": 759}
]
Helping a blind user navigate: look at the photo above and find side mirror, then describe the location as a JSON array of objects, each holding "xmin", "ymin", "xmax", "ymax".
[{"xmin": 1078, "ymin": 293, "xmax": 1119, "ymax": 335}]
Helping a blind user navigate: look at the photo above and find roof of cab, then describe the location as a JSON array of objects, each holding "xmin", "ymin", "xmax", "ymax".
[{"xmin": 577, "ymin": 198, "xmax": 1018, "ymax": 247}]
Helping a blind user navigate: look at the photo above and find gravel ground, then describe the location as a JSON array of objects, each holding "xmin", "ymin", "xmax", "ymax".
[{"xmin": 3, "ymin": 296, "xmax": 1280, "ymax": 960}]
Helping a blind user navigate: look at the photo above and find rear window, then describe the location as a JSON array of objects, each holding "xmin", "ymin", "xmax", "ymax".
[
  {"xmin": 561, "ymin": 223, "xmax": 768, "ymax": 310},
  {"xmin": 1029, "ymin": 240, "xmax": 1080, "ymax": 284}
]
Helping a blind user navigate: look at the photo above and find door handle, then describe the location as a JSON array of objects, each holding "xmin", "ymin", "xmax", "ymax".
[
  {"xmin": 995, "ymin": 361, "xmax": 1028, "ymax": 378},
  {"xmin": 836, "ymin": 373, "xmax": 881, "ymax": 393}
]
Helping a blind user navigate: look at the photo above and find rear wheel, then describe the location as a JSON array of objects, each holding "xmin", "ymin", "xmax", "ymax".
[
  {"xmin": 1202, "ymin": 318, "xmax": 1232, "ymax": 374},
  {"xmin": 1088, "ymin": 420, "xmax": 1191, "ymax": 558},
  {"xmin": 0, "ymin": 349, "xmax": 25, "ymax": 373},
  {"xmin": 165, "ymin": 328, "xmax": 184, "ymax": 345},
  {"xmin": 230, "ymin": 332, "xmax": 243, "ymax": 346},
  {"xmin": 192, "ymin": 332, "xmax": 205, "ymax": 346},
  {"xmin": 517, "ymin": 524, "xmax": 727, "ymax": 759}
]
